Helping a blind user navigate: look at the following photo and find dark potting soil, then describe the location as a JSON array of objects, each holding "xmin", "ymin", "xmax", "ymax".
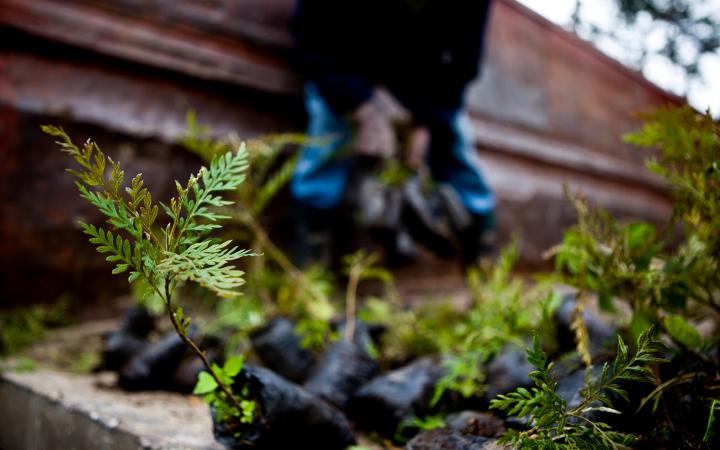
[
  {"xmin": 445, "ymin": 411, "xmax": 506, "ymax": 438},
  {"xmin": 406, "ymin": 428, "xmax": 500, "ymax": 450},
  {"xmin": 483, "ymin": 347, "xmax": 534, "ymax": 402},
  {"xmin": 555, "ymin": 365, "xmax": 604, "ymax": 413},
  {"xmin": 118, "ymin": 331, "xmax": 190, "ymax": 391},
  {"xmin": 555, "ymin": 363, "xmax": 658, "ymax": 433},
  {"xmin": 335, "ymin": 319, "xmax": 384, "ymax": 350},
  {"xmin": 171, "ymin": 337, "xmax": 224, "ymax": 393},
  {"xmin": 348, "ymin": 357, "xmax": 445, "ymax": 437},
  {"xmin": 100, "ymin": 306, "xmax": 227, "ymax": 393},
  {"xmin": 643, "ymin": 350, "xmax": 720, "ymax": 447},
  {"xmin": 118, "ymin": 306, "xmax": 155, "ymax": 338},
  {"xmin": 97, "ymin": 306, "xmax": 156, "ymax": 371},
  {"xmin": 249, "ymin": 316, "xmax": 316, "ymax": 383},
  {"xmin": 555, "ymin": 293, "xmax": 616, "ymax": 358},
  {"xmin": 305, "ymin": 338, "xmax": 380, "ymax": 410},
  {"xmin": 98, "ymin": 330, "xmax": 147, "ymax": 371},
  {"xmin": 213, "ymin": 365, "xmax": 356, "ymax": 450}
]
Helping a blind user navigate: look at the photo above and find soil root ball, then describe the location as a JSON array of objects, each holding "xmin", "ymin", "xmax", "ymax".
[
  {"xmin": 555, "ymin": 293, "xmax": 616, "ymax": 358},
  {"xmin": 336, "ymin": 319, "xmax": 378, "ymax": 350},
  {"xmin": 558, "ymin": 364, "xmax": 658, "ymax": 431},
  {"xmin": 406, "ymin": 428, "xmax": 504, "ymax": 450},
  {"xmin": 118, "ymin": 330, "xmax": 190, "ymax": 391},
  {"xmin": 98, "ymin": 331, "xmax": 147, "ymax": 371},
  {"xmin": 250, "ymin": 316, "xmax": 315, "ymax": 383},
  {"xmin": 445, "ymin": 411, "xmax": 506, "ymax": 438},
  {"xmin": 483, "ymin": 346, "xmax": 533, "ymax": 402},
  {"xmin": 172, "ymin": 336, "xmax": 224, "ymax": 393},
  {"xmin": 349, "ymin": 357, "xmax": 444, "ymax": 436},
  {"xmin": 304, "ymin": 337, "xmax": 379, "ymax": 410},
  {"xmin": 556, "ymin": 365, "xmax": 604, "ymax": 412},
  {"xmin": 213, "ymin": 365, "xmax": 356, "ymax": 450},
  {"xmin": 119, "ymin": 306, "xmax": 155, "ymax": 338},
  {"xmin": 98, "ymin": 306, "xmax": 156, "ymax": 371}
]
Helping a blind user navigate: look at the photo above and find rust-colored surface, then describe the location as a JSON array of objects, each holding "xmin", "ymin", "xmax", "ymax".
[
  {"xmin": 0, "ymin": 0, "xmax": 683, "ymax": 303},
  {"xmin": 0, "ymin": 0, "xmax": 298, "ymax": 94},
  {"xmin": 471, "ymin": 0, "xmax": 681, "ymax": 165}
]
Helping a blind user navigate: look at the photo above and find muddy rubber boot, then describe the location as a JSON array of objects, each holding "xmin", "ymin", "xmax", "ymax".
[
  {"xmin": 356, "ymin": 175, "xmax": 403, "ymax": 231},
  {"xmin": 370, "ymin": 226, "xmax": 418, "ymax": 268},
  {"xmin": 354, "ymin": 172, "xmax": 417, "ymax": 267},
  {"xmin": 401, "ymin": 176, "xmax": 456, "ymax": 259},
  {"xmin": 456, "ymin": 211, "xmax": 497, "ymax": 268},
  {"xmin": 389, "ymin": 228, "xmax": 418, "ymax": 267},
  {"xmin": 431, "ymin": 183, "xmax": 497, "ymax": 268}
]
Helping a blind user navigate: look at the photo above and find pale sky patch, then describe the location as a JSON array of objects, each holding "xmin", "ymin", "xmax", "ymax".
[{"xmin": 516, "ymin": 0, "xmax": 720, "ymax": 116}]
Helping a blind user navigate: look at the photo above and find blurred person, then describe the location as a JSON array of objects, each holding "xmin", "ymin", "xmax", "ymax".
[{"xmin": 290, "ymin": 0, "xmax": 496, "ymax": 267}]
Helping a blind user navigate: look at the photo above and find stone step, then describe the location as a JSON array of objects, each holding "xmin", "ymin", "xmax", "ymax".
[{"xmin": 0, "ymin": 369, "xmax": 223, "ymax": 450}]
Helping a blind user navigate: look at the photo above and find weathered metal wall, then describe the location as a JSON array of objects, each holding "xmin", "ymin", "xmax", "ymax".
[{"xmin": 0, "ymin": 0, "xmax": 682, "ymax": 303}]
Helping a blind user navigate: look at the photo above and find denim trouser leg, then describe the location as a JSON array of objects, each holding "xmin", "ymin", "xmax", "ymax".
[
  {"xmin": 429, "ymin": 111, "xmax": 495, "ymax": 216},
  {"xmin": 291, "ymin": 83, "xmax": 352, "ymax": 209},
  {"xmin": 292, "ymin": 85, "xmax": 494, "ymax": 217}
]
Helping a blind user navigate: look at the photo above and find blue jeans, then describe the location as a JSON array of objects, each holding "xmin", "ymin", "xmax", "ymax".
[{"xmin": 291, "ymin": 83, "xmax": 495, "ymax": 215}]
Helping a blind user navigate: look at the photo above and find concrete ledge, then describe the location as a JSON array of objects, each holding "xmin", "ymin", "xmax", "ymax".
[{"xmin": 0, "ymin": 369, "xmax": 223, "ymax": 450}]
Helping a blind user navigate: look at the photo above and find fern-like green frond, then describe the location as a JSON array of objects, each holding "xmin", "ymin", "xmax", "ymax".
[
  {"xmin": 168, "ymin": 144, "xmax": 249, "ymax": 249},
  {"xmin": 49, "ymin": 124, "xmax": 259, "ymax": 434},
  {"xmin": 159, "ymin": 240, "xmax": 255, "ymax": 298},
  {"xmin": 491, "ymin": 328, "xmax": 666, "ymax": 449},
  {"xmin": 80, "ymin": 222, "xmax": 142, "ymax": 278}
]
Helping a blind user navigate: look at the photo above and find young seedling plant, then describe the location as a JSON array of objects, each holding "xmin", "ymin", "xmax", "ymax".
[
  {"xmin": 45, "ymin": 126, "xmax": 260, "ymax": 435},
  {"xmin": 341, "ymin": 250, "xmax": 392, "ymax": 342},
  {"xmin": 547, "ymin": 107, "xmax": 720, "ymax": 443},
  {"xmin": 490, "ymin": 328, "xmax": 667, "ymax": 449},
  {"xmin": 179, "ymin": 113, "xmax": 338, "ymax": 351}
]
